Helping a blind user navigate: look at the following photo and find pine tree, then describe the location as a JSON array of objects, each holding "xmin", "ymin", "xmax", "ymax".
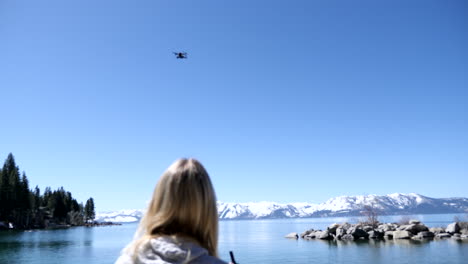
[
  {"xmin": 0, "ymin": 153, "xmax": 19, "ymax": 222},
  {"xmin": 19, "ymin": 172, "xmax": 32, "ymax": 227},
  {"xmin": 33, "ymin": 186, "xmax": 41, "ymax": 212},
  {"xmin": 84, "ymin": 198, "xmax": 95, "ymax": 223}
]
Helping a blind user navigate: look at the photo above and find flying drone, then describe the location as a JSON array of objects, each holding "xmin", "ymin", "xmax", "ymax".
[{"xmin": 174, "ymin": 52, "xmax": 187, "ymax": 59}]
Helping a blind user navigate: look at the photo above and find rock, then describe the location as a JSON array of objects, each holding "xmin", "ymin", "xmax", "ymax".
[
  {"xmin": 368, "ymin": 230, "xmax": 384, "ymax": 239},
  {"xmin": 409, "ymin": 220, "xmax": 421, "ymax": 225},
  {"xmin": 363, "ymin": 226, "xmax": 373, "ymax": 232},
  {"xmin": 446, "ymin": 222, "xmax": 460, "ymax": 234},
  {"xmin": 404, "ymin": 224, "xmax": 429, "ymax": 234},
  {"xmin": 285, "ymin": 232, "xmax": 299, "ymax": 239},
  {"xmin": 380, "ymin": 223, "xmax": 396, "ymax": 232},
  {"xmin": 341, "ymin": 222, "xmax": 353, "ymax": 229},
  {"xmin": 304, "ymin": 232, "xmax": 316, "ymax": 239},
  {"xmin": 429, "ymin": 227, "xmax": 445, "ymax": 234},
  {"xmin": 396, "ymin": 225, "xmax": 407, "ymax": 231},
  {"xmin": 452, "ymin": 234, "xmax": 461, "ymax": 240},
  {"xmin": 336, "ymin": 227, "xmax": 346, "ymax": 239},
  {"xmin": 393, "ymin": 230, "xmax": 413, "ymax": 239},
  {"xmin": 341, "ymin": 234, "xmax": 354, "ymax": 240},
  {"xmin": 416, "ymin": 231, "xmax": 434, "ymax": 238},
  {"xmin": 436, "ymin": 233, "xmax": 451, "ymax": 238},
  {"xmin": 301, "ymin": 229, "xmax": 314, "ymax": 238},
  {"xmin": 317, "ymin": 230, "xmax": 332, "ymax": 240},
  {"xmin": 384, "ymin": 231, "xmax": 394, "ymax": 239},
  {"xmin": 351, "ymin": 228, "xmax": 369, "ymax": 239},
  {"xmin": 461, "ymin": 235, "xmax": 468, "ymax": 239},
  {"xmin": 327, "ymin": 223, "xmax": 340, "ymax": 234}
]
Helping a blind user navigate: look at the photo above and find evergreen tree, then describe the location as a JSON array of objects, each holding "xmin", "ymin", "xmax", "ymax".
[
  {"xmin": 84, "ymin": 198, "xmax": 95, "ymax": 222},
  {"xmin": 0, "ymin": 153, "xmax": 19, "ymax": 222},
  {"xmin": 33, "ymin": 186, "xmax": 41, "ymax": 212}
]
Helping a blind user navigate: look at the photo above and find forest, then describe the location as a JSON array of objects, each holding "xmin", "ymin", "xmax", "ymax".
[{"xmin": 0, "ymin": 153, "xmax": 95, "ymax": 229}]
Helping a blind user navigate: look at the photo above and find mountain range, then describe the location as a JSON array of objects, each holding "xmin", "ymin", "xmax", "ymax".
[{"xmin": 95, "ymin": 193, "xmax": 468, "ymax": 223}]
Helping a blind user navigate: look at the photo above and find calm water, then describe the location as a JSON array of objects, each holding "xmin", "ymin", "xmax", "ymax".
[{"xmin": 0, "ymin": 214, "xmax": 467, "ymax": 264}]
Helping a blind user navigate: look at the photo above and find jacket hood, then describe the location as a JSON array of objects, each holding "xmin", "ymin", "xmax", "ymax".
[
  {"xmin": 141, "ymin": 236, "xmax": 207, "ymax": 263},
  {"xmin": 116, "ymin": 236, "xmax": 227, "ymax": 264}
]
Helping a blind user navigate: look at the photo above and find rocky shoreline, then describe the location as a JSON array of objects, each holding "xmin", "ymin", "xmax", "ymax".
[{"xmin": 285, "ymin": 220, "xmax": 468, "ymax": 241}]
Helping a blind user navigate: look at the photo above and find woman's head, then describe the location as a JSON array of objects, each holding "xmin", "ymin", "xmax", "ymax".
[{"xmin": 135, "ymin": 158, "xmax": 219, "ymax": 256}]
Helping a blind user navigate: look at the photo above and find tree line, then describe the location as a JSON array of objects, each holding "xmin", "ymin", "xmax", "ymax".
[{"xmin": 0, "ymin": 153, "xmax": 95, "ymax": 229}]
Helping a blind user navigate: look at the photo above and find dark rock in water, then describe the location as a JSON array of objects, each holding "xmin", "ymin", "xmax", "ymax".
[
  {"xmin": 384, "ymin": 231, "xmax": 394, "ymax": 239},
  {"xmin": 363, "ymin": 226, "xmax": 373, "ymax": 232},
  {"xmin": 452, "ymin": 234, "xmax": 461, "ymax": 240},
  {"xmin": 350, "ymin": 228, "xmax": 369, "ymax": 239},
  {"xmin": 368, "ymin": 230, "xmax": 384, "ymax": 239},
  {"xmin": 327, "ymin": 223, "xmax": 340, "ymax": 234},
  {"xmin": 446, "ymin": 222, "xmax": 460, "ymax": 234},
  {"xmin": 404, "ymin": 224, "xmax": 429, "ymax": 234},
  {"xmin": 393, "ymin": 230, "xmax": 412, "ymax": 239}
]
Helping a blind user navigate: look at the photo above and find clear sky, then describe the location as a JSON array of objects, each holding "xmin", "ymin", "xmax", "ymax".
[{"xmin": 0, "ymin": 0, "xmax": 466, "ymax": 211}]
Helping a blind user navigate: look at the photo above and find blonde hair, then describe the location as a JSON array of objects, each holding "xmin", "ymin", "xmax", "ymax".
[{"xmin": 128, "ymin": 158, "xmax": 219, "ymax": 258}]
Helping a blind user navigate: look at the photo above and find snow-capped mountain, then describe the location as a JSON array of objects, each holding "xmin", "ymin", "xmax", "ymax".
[{"xmin": 96, "ymin": 193, "xmax": 468, "ymax": 222}]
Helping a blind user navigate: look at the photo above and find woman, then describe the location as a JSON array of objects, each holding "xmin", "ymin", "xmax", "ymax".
[{"xmin": 115, "ymin": 158, "xmax": 228, "ymax": 264}]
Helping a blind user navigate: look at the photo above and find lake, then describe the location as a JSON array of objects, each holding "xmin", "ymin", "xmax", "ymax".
[{"xmin": 0, "ymin": 214, "xmax": 466, "ymax": 264}]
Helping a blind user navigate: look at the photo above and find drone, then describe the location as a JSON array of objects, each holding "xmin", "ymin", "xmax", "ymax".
[{"xmin": 173, "ymin": 52, "xmax": 187, "ymax": 59}]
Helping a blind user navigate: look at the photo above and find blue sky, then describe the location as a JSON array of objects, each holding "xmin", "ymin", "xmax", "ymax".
[{"xmin": 0, "ymin": 0, "xmax": 466, "ymax": 211}]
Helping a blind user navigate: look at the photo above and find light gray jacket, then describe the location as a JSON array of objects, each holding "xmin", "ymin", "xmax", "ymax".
[{"xmin": 115, "ymin": 236, "xmax": 228, "ymax": 264}]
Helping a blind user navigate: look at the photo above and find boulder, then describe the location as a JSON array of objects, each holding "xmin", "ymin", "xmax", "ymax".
[
  {"xmin": 396, "ymin": 225, "xmax": 407, "ymax": 231},
  {"xmin": 409, "ymin": 220, "xmax": 421, "ymax": 225},
  {"xmin": 363, "ymin": 226, "xmax": 373, "ymax": 232},
  {"xmin": 461, "ymin": 235, "xmax": 468, "ymax": 239},
  {"xmin": 350, "ymin": 228, "xmax": 369, "ymax": 239},
  {"xmin": 301, "ymin": 229, "xmax": 314, "ymax": 238},
  {"xmin": 317, "ymin": 230, "xmax": 332, "ymax": 240},
  {"xmin": 446, "ymin": 222, "xmax": 460, "ymax": 234},
  {"xmin": 404, "ymin": 224, "xmax": 429, "ymax": 234},
  {"xmin": 368, "ymin": 230, "xmax": 384, "ymax": 239},
  {"xmin": 416, "ymin": 231, "xmax": 434, "ymax": 239},
  {"xmin": 336, "ymin": 227, "xmax": 346, "ymax": 239},
  {"xmin": 379, "ymin": 223, "xmax": 396, "ymax": 232},
  {"xmin": 436, "ymin": 233, "xmax": 451, "ymax": 238},
  {"xmin": 384, "ymin": 231, "xmax": 394, "ymax": 239},
  {"xmin": 341, "ymin": 222, "xmax": 353, "ymax": 230},
  {"xmin": 327, "ymin": 223, "xmax": 340, "ymax": 234},
  {"xmin": 393, "ymin": 230, "xmax": 412, "ymax": 239},
  {"xmin": 285, "ymin": 232, "xmax": 299, "ymax": 239},
  {"xmin": 452, "ymin": 234, "xmax": 461, "ymax": 240},
  {"xmin": 429, "ymin": 227, "xmax": 445, "ymax": 234},
  {"xmin": 304, "ymin": 232, "xmax": 316, "ymax": 239},
  {"xmin": 341, "ymin": 234, "xmax": 355, "ymax": 241}
]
